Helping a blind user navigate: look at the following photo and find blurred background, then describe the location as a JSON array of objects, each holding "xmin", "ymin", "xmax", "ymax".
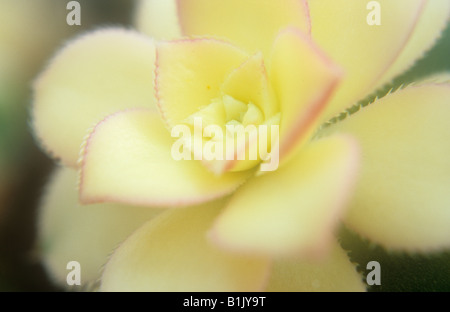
[
  {"xmin": 0, "ymin": 0, "xmax": 449, "ymax": 291},
  {"xmin": 0, "ymin": 0, "xmax": 134, "ymax": 291}
]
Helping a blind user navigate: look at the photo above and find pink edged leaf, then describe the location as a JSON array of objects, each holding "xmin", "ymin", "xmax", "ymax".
[
  {"xmin": 100, "ymin": 200, "xmax": 270, "ymax": 291},
  {"xmin": 319, "ymin": 83, "xmax": 450, "ymax": 252},
  {"xmin": 38, "ymin": 167, "xmax": 161, "ymax": 285},
  {"xmin": 210, "ymin": 135, "xmax": 359, "ymax": 257},
  {"xmin": 269, "ymin": 28, "xmax": 342, "ymax": 162},
  {"xmin": 308, "ymin": 0, "xmax": 450, "ymax": 122},
  {"xmin": 155, "ymin": 37, "xmax": 249, "ymax": 128},
  {"xmin": 32, "ymin": 28, "xmax": 157, "ymax": 166},
  {"xmin": 177, "ymin": 0, "xmax": 311, "ymax": 58},
  {"xmin": 79, "ymin": 109, "xmax": 252, "ymax": 207}
]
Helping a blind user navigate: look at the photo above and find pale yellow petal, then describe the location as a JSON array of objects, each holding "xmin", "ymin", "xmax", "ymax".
[
  {"xmin": 33, "ymin": 29, "xmax": 157, "ymax": 166},
  {"xmin": 269, "ymin": 28, "xmax": 342, "ymax": 161},
  {"xmin": 210, "ymin": 135, "xmax": 359, "ymax": 256},
  {"xmin": 221, "ymin": 52, "xmax": 278, "ymax": 120},
  {"xmin": 207, "ymin": 52, "xmax": 278, "ymax": 174},
  {"xmin": 177, "ymin": 0, "xmax": 310, "ymax": 58},
  {"xmin": 375, "ymin": 0, "xmax": 450, "ymax": 90},
  {"xmin": 80, "ymin": 109, "xmax": 251, "ymax": 207},
  {"xmin": 320, "ymin": 84, "xmax": 450, "ymax": 251},
  {"xmin": 155, "ymin": 38, "xmax": 248, "ymax": 127},
  {"xmin": 266, "ymin": 240, "xmax": 365, "ymax": 292},
  {"xmin": 134, "ymin": 0, "xmax": 182, "ymax": 40},
  {"xmin": 100, "ymin": 201, "xmax": 270, "ymax": 292},
  {"xmin": 38, "ymin": 167, "xmax": 160, "ymax": 286},
  {"xmin": 309, "ymin": 0, "xmax": 449, "ymax": 122}
]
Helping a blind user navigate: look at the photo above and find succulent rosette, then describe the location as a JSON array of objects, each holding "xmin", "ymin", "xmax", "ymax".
[{"xmin": 32, "ymin": 0, "xmax": 450, "ymax": 291}]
